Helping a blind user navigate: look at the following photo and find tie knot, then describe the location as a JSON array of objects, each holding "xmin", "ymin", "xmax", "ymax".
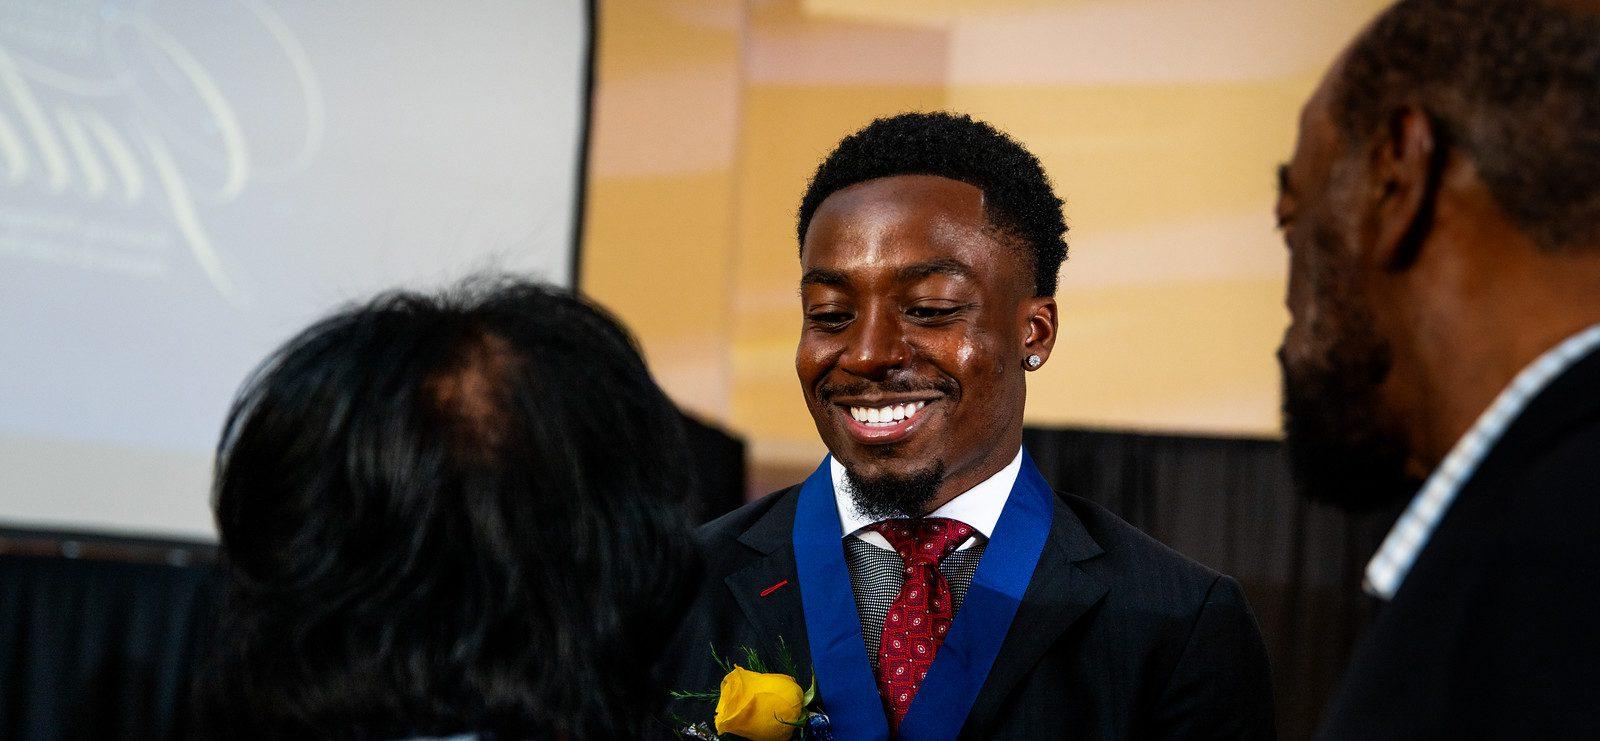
[{"xmin": 869, "ymin": 517, "xmax": 975, "ymax": 566}]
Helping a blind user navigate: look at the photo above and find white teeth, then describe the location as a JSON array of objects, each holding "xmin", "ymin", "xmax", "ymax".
[{"xmin": 847, "ymin": 400, "xmax": 930, "ymax": 426}]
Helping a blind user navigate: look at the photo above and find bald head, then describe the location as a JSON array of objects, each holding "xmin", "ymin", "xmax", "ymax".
[{"xmin": 1331, "ymin": 0, "xmax": 1600, "ymax": 250}]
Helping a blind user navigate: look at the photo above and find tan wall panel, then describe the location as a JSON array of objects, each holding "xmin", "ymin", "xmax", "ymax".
[
  {"xmin": 583, "ymin": 0, "xmax": 743, "ymax": 421},
  {"xmin": 584, "ymin": 0, "xmax": 1392, "ymax": 476},
  {"xmin": 950, "ymin": 82, "xmax": 1311, "ymax": 229},
  {"xmin": 596, "ymin": 1, "xmax": 742, "ymax": 78},
  {"xmin": 584, "ymin": 172, "xmax": 739, "ymax": 418},
  {"xmin": 1033, "ymin": 278, "xmax": 1288, "ymax": 432}
]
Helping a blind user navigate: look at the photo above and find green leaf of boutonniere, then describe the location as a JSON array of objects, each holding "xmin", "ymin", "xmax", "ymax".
[
  {"xmin": 775, "ymin": 636, "xmax": 801, "ymax": 680},
  {"xmin": 709, "ymin": 642, "xmax": 733, "ymax": 675},
  {"xmin": 738, "ymin": 644, "xmax": 768, "ymax": 674}
]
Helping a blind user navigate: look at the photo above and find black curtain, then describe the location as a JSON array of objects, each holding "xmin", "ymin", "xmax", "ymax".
[
  {"xmin": 1023, "ymin": 426, "xmax": 1401, "ymax": 740},
  {"xmin": 0, "ymin": 550, "xmax": 220, "ymax": 740},
  {"xmin": 682, "ymin": 414, "xmax": 747, "ymax": 523}
]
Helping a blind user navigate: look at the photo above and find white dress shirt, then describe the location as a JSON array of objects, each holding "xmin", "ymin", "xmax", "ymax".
[
  {"xmin": 831, "ymin": 447, "xmax": 1024, "ymax": 552},
  {"xmin": 1364, "ymin": 322, "xmax": 1600, "ymax": 600}
]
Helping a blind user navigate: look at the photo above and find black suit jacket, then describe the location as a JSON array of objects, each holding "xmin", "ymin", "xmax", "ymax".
[
  {"xmin": 660, "ymin": 482, "xmax": 1276, "ymax": 739},
  {"xmin": 1319, "ymin": 349, "xmax": 1600, "ymax": 739}
]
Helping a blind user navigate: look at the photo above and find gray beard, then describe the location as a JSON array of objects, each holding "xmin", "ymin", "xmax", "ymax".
[{"xmin": 842, "ymin": 462, "xmax": 945, "ymax": 520}]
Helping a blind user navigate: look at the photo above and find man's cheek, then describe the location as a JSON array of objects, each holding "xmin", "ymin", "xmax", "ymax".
[{"xmin": 1281, "ymin": 326, "xmax": 1322, "ymax": 375}]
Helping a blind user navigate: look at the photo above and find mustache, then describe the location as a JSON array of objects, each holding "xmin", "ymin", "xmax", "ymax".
[{"xmin": 817, "ymin": 375, "xmax": 957, "ymax": 402}]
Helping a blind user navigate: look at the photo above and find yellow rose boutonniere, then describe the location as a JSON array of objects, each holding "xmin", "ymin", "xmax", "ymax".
[
  {"xmin": 672, "ymin": 640, "xmax": 831, "ymax": 741},
  {"xmin": 714, "ymin": 666, "xmax": 805, "ymax": 741}
]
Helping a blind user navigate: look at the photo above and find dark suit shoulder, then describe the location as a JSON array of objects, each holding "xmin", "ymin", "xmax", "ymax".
[
  {"xmin": 1518, "ymin": 413, "xmax": 1600, "ymax": 494},
  {"xmin": 693, "ymin": 485, "xmax": 800, "ymax": 582},
  {"xmin": 1423, "ymin": 413, "xmax": 1600, "ymax": 581},
  {"xmin": 1058, "ymin": 490, "xmax": 1222, "ymax": 599},
  {"xmin": 1465, "ymin": 414, "xmax": 1600, "ymax": 602},
  {"xmin": 1319, "ymin": 396, "xmax": 1600, "ymax": 738},
  {"xmin": 696, "ymin": 486, "xmax": 795, "ymax": 545}
]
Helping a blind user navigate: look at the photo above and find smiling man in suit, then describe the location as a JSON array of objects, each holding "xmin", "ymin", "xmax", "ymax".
[
  {"xmin": 1276, "ymin": 1, "xmax": 1600, "ymax": 737},
  {"xmin": 665, "ymin": 112, "xmax": 1275, "ymax": 739}
]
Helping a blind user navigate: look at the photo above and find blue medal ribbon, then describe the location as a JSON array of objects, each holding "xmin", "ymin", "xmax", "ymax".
[
  {"xmin": 793, "ymin": 456, "xmax": 889, "ymax": 740},
  {"xmin": 794, "ymin": 451, "xmax": 1054, "ymax": 740}
]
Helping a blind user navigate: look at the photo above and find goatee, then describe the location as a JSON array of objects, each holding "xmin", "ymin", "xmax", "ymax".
[{"xmin": 843, "ymin": 462, "xmax": 945, "ymax": 521}]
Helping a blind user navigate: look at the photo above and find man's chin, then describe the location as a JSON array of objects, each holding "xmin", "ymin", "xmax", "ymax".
[
  {"xmin": 841, "ymin": 459, "xmax": 946, "ymax": 521},
  {"xmin": 1282, "ymin": 378, "xmax": 1420, "ymax": 512}
]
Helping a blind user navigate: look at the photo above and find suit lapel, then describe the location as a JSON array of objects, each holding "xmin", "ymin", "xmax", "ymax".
[
  {"xmin": 721, "ymin": 474, "xmax": 1112, "ymax": 734},
  {"xmin": 963, "ymin": 494, "xmax": 1108, "ymax": 735},
  {"xmin": 724, "ymin": 486, "xmax": 813, "ymax": 667}
]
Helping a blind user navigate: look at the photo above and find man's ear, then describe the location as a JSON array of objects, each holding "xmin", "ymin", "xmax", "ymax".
[
  {"xmin": 1368, "ymin": 105, "xmax": 1445, "ymax": 271},
  {"xmin": 1022, "ymin": 296, "xmax": 1058, "ymax": 363}
]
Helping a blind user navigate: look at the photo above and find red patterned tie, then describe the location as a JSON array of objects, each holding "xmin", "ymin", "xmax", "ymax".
[{"xmin": 868, "ymin": 517, "xmax": 975, "ymax": 730}]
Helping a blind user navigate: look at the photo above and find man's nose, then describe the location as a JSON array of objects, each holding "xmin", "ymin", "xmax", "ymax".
[{"xmin": 838, "ymin": 306, "xmax": 908, "ymax": 379}]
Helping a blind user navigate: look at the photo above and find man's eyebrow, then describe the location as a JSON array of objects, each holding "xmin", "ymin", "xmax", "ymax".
[
  {"xmin": 1276, "ymin": 164, "xmax": 1294, "ymax": 199},
  {"xmin": 800, "ymin": 267, "xmax": 848, "ymax": 287},
  {"xmin": 898, "ymin": 258, "xmax": 975, "ymax": 283}
]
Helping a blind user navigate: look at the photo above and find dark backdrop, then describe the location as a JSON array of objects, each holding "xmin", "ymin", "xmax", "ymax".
[
  {"xmin": 1023, "ymin": 427, "xmax": 1400, "ymax": 740},
  {"xmin": 0, "ymin": 548, "xmax": 220, "ymax": 740},
  {"xmin": 1, "ymin": 426, "xmax": 1391, "ymax": 740}
]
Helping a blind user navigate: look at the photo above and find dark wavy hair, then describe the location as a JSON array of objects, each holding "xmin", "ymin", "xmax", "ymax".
[
  {"xmin": 1333, "ymin": 0, "xmax": 1600, "ymax": 250},
  {"xmin": 196, "ymin": 278, "xmax": 701, "ymax": 739},
  {"xmin": 796, "ymin": 111, "xmax": 1069, "ymax": 296}
]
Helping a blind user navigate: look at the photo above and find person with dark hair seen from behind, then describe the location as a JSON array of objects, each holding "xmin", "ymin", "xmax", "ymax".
[
  {"xmin": 663, "ymin": 112, "xmax": 1276, "ymax": 739},
  {"xmin": 194, "ymin": 278, "xmax": 701, "ymax": 739},
  {"xmin": 1276, "ymin": 1, "xmax": 1600, "ymax": 737}
]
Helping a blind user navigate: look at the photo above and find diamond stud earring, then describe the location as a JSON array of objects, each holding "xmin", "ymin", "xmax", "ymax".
[{"xmin": 1024, "ymin": 354, "xmax": 1043, "ymax": 370}]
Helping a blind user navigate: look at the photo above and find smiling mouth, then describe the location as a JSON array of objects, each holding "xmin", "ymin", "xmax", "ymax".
[
  {"xmin": 829, "ymin": 397, "xmax": 939, "ymax": 445},
  {"xmin": 846, "ymin": 400, "xmax": 928, "ymax": 426}
]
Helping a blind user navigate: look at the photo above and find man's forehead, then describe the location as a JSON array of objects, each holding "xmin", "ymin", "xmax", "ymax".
[
  {"xmin": 1302, "ymin": 43, "xmax": 1351, "ymax": 144},
  {"xmin": 799, "ymin": 224, "xmax": 1006, "ymax": 295},
  {"xmin": 798, "ymin": 173, "xmax": 1037, "ymax": 296},
  {"xmin": 1304, "ymin": 76, "xmax": 1336, "ymax": 131},
  {"xmin": 802, "ymin": 177, "xmax": 997, "ymax": 267},
  {"xmin": 1285, "ymin": 65, "xmax": 1343, "ymax": 186},
  {"xmin": 816, "ymin": 173, "xmax": 986, "ymax": 214}
]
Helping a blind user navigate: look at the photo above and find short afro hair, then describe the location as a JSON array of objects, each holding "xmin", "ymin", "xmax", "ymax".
[
  {"xmin": 1333, "ymin": 0, "xmax": 1600, "ymax": 250},
  {"xmin": 796, "ymin": 111, "xmax": 1069, "ymax": 296}
]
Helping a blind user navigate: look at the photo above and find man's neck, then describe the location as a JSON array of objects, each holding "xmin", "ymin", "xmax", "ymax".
[
  {"xmin": 1396, "ymin": 242, "xmax": 1600, "ymax": 469},
  {"xmin": 919, "ymin": 439, "xmax": 1024, "ymax": 515}
]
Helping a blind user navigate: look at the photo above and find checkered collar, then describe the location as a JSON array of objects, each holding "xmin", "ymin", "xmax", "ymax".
[{"xmin": 1364, "ymin": 323, "xmax": 1600, "ymax": 600}]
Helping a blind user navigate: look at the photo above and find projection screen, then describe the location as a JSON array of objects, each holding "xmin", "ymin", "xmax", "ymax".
[{"xmin": 0, "ymin": 0, "xmax": 592, "ymax": 539}]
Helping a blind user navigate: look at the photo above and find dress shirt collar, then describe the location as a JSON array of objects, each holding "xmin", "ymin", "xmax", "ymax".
[
  {"xmin": 831, "ymin": 447, "xmax": 1024, "ymax": 550},
  {"xmin": 1363, "ymin": 322, "xmax": 1600, "ymax": 600}
]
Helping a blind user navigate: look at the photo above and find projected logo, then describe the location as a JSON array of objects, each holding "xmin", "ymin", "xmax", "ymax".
[{"xmin": 0, "ymin": 0, "xmax": 323, "ymax": 303}]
